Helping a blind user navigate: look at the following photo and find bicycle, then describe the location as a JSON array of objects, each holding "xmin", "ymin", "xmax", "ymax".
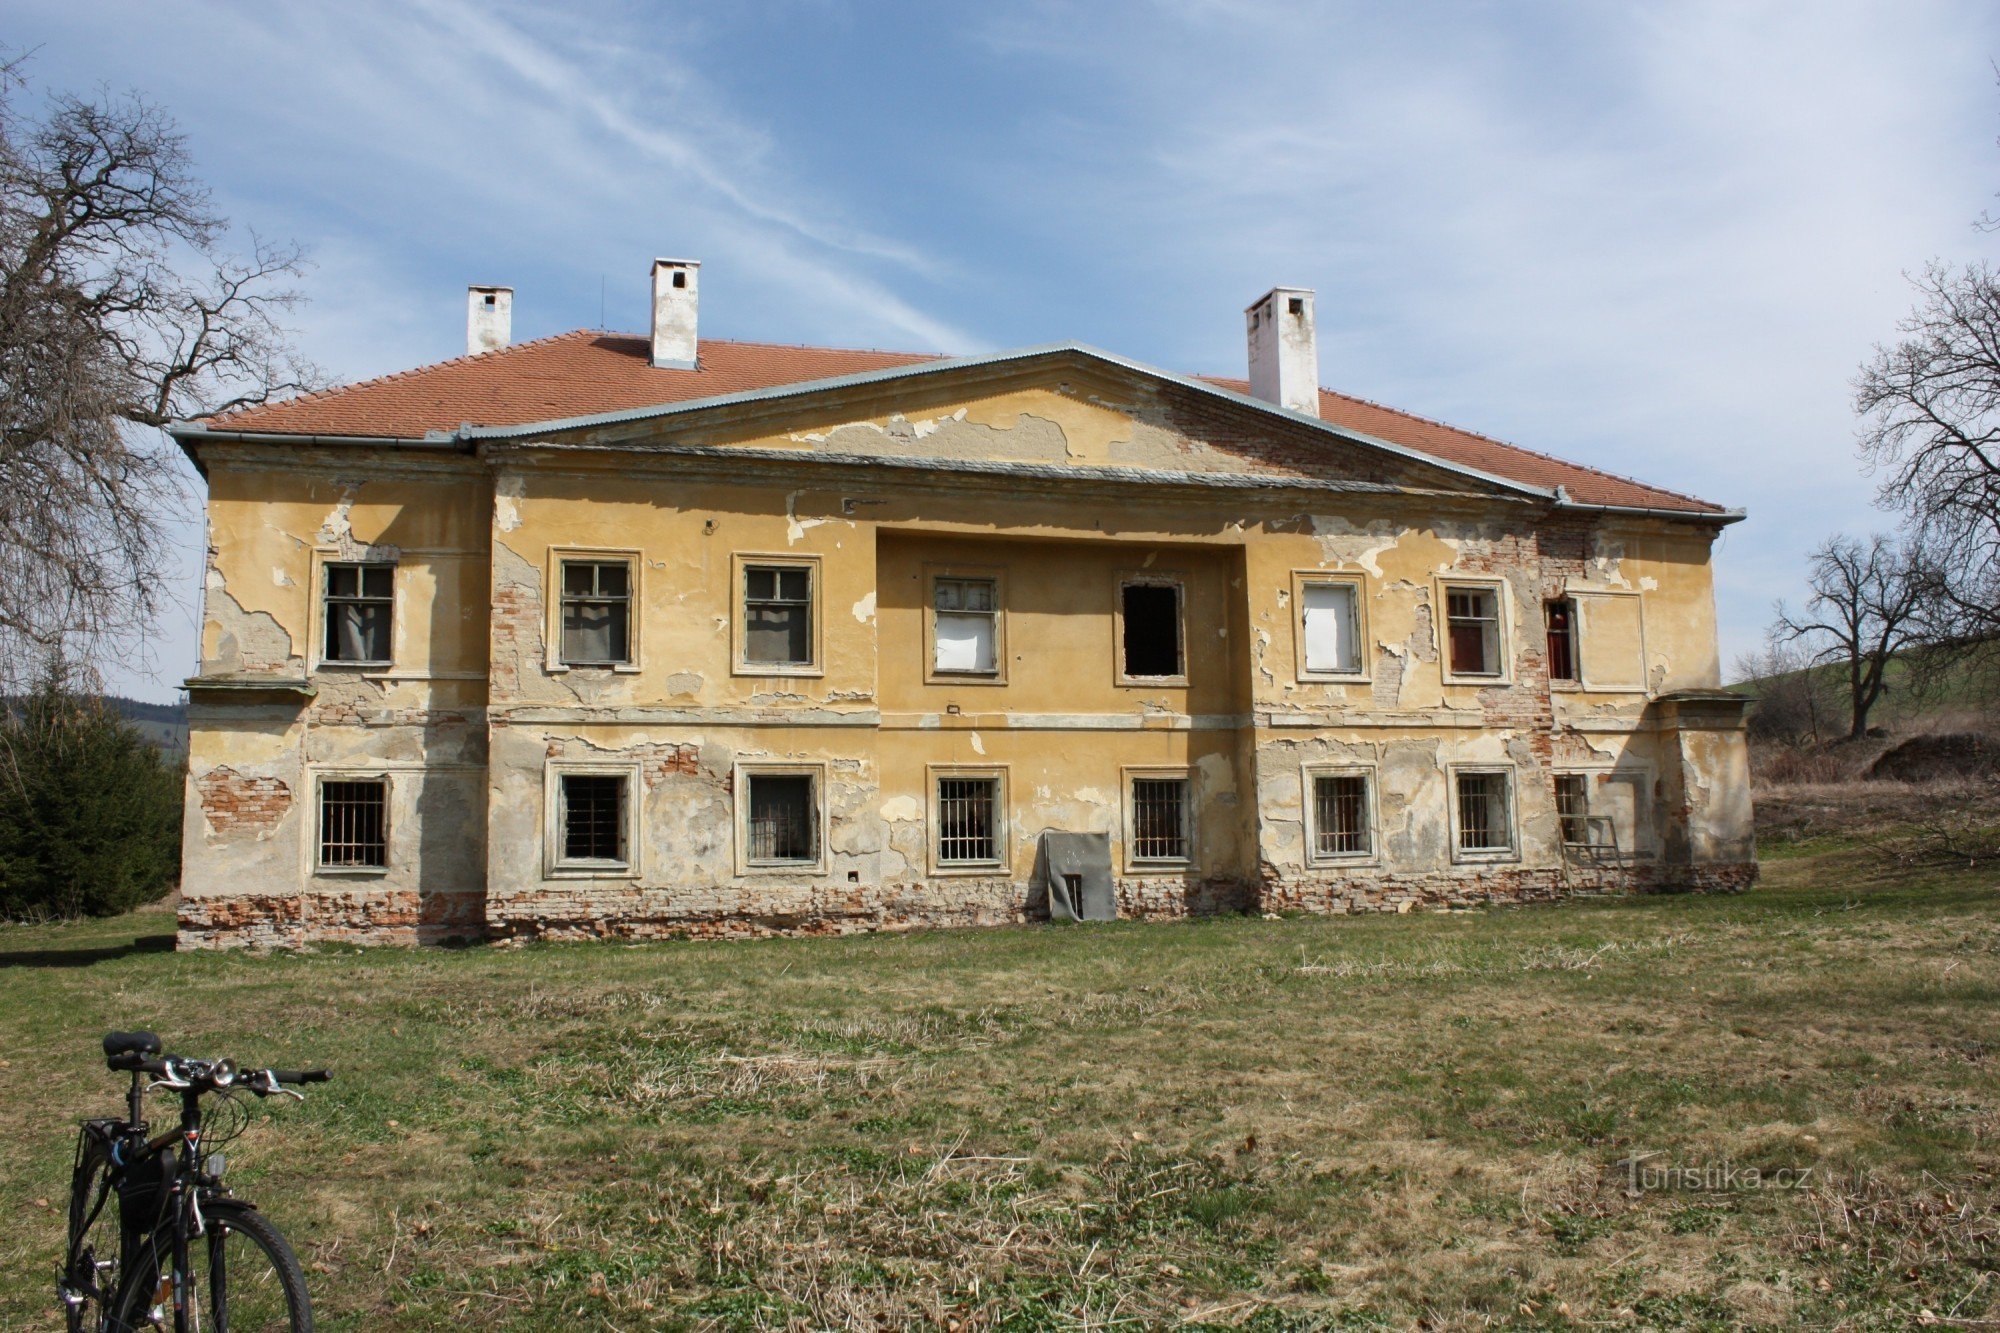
[{"xmin": 60, "ymin": 1031, "xmax": 330, "ymax": 1332}]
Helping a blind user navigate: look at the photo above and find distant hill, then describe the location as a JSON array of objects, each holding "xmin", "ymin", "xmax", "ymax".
[
  {"xmin": 1730, "ymin": 645, "xmax": 1996, "ymax": 734},
  {"xmin": 106, "ymin": 696, "xmax": 187, "ymax": 753}
]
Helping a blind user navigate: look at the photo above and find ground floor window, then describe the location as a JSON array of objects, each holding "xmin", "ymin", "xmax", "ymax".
[
  {"xmin": 747, "ymin": 772, "xmax": 819, "ymax": 865},
  {"xmin": 1455, "ymin": 770, "xmax": 1515, "ymax": 855},
  {"xmin": 1555, "ymin": 773, "xmax": 1591, "ymax": 845},
  {"xmin": 935, "ymin": 774, "xmax": 1001, "ymax": 866},
  {"xmin": 318, "ymin": 778, "xmax": 387, "ymax": 869},
  {"xmin": 1309, "ymin": 772, "xmax": 1371, "ymax": 859},
  {"xmin": 559, "ymin": 773, "xmax": 628, "ymax": 865},
  {"xmin": 1129, "ymin": 774, "xmax": 1191, "ymax": 863}
]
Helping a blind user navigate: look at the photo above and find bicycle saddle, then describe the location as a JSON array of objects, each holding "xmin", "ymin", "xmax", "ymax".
[{"xmin": 102, "ymin": 1031, "xmax": 162, "ymax": 1060}]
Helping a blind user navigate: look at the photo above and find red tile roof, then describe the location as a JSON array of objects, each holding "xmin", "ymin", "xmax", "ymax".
[{"xmin": 202, "ymin": 330, "xmax": 1725, "ymax": 515}]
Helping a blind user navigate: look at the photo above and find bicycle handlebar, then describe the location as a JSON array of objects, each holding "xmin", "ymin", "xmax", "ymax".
[{"xmin": 101, "ymin": 1033, "xmax": 329, "ymax": 1097}]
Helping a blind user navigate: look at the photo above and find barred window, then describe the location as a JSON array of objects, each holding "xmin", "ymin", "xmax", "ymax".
[
  {"xmin": 323, "ymin": 562, "xmax": 393, "ymax": 663},
  {"xmin": 1456, "ymin": 771, "xmax": 1514, "ymax": 853},
  {"xmin": 560, "ymin": 773, "xmax": 627, "ymax": 864},
  {"xmin": 1546, "ymin": 597, "xmax": 1579, "ymax": 682},
  {"xmin": 1311, "ymin": 773, "xmax": 1370, "ymax": 858},
  {"xmin": 744, "ymin": 565, "xmax": 813, "ymax": 666},
  {"xmin": 1446, "ymin": 586, "xmax": 1501, "ymax": 676},
  {"xmin": 747, "ymin": 773, "xmax": 818, "ymax": 864},
  {"xmin": 319, "ymin": 779, "xmax": 387, "ymax": 869},
  {"xmin": 1555, "ymin": 773, "xmax": 1591, "ymax": 845},
  {"xmin": 1130, "ymin": 776, "xmax": 1190, "ymax": 862},
  {"xmin": 560, "ymin": 561, "xmax": 632, "ymax": 665},
  {"xmin": 936, "ymin": 776, "xmax": 1000, "ymax": 865}
]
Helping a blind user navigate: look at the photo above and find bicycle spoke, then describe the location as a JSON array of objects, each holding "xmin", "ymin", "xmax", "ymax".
[{"xmin": 187, "ymin": 1218, "xmax": 297, "ymax": 1332}]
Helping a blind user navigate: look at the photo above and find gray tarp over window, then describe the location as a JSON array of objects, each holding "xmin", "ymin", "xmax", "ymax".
[{"xmin": 1034, "ymin": 831, "xmax": 1116, "ymax": 921}]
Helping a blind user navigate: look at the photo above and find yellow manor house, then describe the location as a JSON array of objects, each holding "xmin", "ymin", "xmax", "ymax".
[{"xmin": 168, "ymin": 261, "xmax": 1755, "ymax": 948}]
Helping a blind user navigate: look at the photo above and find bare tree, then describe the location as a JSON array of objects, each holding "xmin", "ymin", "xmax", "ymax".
[
  {"xmin": 1732, "ymin": 634, "xmax": 1834, "ymax": 748},
  {"xmin": 0, "ymin": 62, "xmax": 321, "ymax": 690},
  {"xmin": 1770, "ymin": 534, "xmax": 1929, "ymax": 740},
  {"xmin": 1854, "ymin": 263, "xmax": 2000, "ymax": 654}
]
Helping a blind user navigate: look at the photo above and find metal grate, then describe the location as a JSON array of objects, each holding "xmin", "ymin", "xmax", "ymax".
[
  {"xmin": 936, "ymin": 777, "xmax": 999, "ymax": 864},
  {"xmin": 319, "ymin": 779, "xmax": 387, "ymax": 868},
  {"xmin": 1312, "ymin": 774, "xmax": 1369, "ymax": 857},
  {"xmin": 748, "ymin": 773, "xmax": 817, "ymax": 863},
  {"xmin": 1555, "ymin": 774, "xmax": 1591, "ymax": 845},
  {"xmin": 1456, "ymin": 771, "xmax": 1512, "ymax": 852},
  {"xmin": 561, "ymin": 774, "xmax": 626, "ymax": 863},
  {"xmin": 1130, "ymin": 777, "xmax": 1189, "ymax": 861}
]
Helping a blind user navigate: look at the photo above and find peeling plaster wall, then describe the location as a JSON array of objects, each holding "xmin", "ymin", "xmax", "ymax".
[{"xmin": 182, "ymin": 376, "xmax": 1754, "ymax": 948}]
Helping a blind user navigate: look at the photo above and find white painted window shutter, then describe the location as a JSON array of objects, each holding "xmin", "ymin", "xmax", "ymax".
[{"xmin": 1302, "ymin": 583, "xmax": 1358, "ymax": 673}]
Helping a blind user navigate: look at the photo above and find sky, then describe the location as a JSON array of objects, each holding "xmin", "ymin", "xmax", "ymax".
[{"xmin": 12, "ymin": 0, "xmax": 1999, "ymax": 703}]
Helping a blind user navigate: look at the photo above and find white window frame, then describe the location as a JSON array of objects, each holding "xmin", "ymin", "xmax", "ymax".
[
  {"xmin": 1448, "ymin": 764, "xmax": 1519, "ymax": 863},
  {"xmin": 545, "ymin": 547, "xmax": 642, "ymax": 674},
  {"xmin": 1301, "ymin": 763, "xmax": 1379, "ymax": 866},
  {"xmin": 1437, "ymin": 577, "xmax": 1512, "ymax": 685},
  {"xmin": 925, "ymin": 565, "xmax": 1008, "ymax": 685},
  {"xmin": 733, "ymin": 553, "xmax": 824, "ymax": 677},
  {"xmin": 543, "ymin": 762, "xmax": 643, "ymax": 879},
  {"xmin": 926, "ymin": 765, "xmax": 1009, "ymax": 875},
  {"xmin": 733, "ymin": 762, "xmax": 830, "ymax": 874},
  {"xmin": 312, "ymin": 771, "xmax": 391, "ymax": 876},
  {"xmin": 1114, "ymin": 572, "xmax": 1189, "ymax": 687},
  {"xmin": 1122, "ymin": 765, "xmax": 1195, "ymax": 871},
  {"xmin": 1292, "ymin": 571, "xmax": 1369, "ymax": 681}
]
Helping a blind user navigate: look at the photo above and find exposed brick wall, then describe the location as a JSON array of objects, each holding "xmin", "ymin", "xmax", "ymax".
[
  {"xmin": 194, "ymin": 768, "xmax": 292, "ymax": 836},
  {"xmin": 179, "ymin": 889, "xmax": 487, "ymax": 949}
]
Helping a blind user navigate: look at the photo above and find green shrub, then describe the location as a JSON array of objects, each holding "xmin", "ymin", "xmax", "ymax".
[{"xmin": 0, "ymin": 678, "xmax": 181, "ymax": 919}]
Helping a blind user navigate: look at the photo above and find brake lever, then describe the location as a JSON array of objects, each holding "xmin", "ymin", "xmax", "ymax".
[
  {"xmin": 147, "ymin": 1060, "xmax": 192, "ymax": 1093},
  {"xmin": 256, "ymin": 1070, "xmax": 306, "ymax": 1102}
]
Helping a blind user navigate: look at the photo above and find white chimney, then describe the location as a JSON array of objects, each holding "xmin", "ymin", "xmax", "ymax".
[
  {"xmin": 466, "ymin": 285, "xmax": 512, "ymax": 355},
  {"xmin": 1245, "ymin": 286, "xmax": 1319, "ymax": 418},
  {"xmin": 650, "ymin": 258, "xmax": 700, "ymax": 369}
]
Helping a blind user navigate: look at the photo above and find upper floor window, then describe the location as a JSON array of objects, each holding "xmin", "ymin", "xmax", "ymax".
[
  {"xmin": 1445, "ymin": 585, "xmax": 1502, "ymax": 677},
  {"xmin": 933, "ymin": 576, "xmax": 999, "ymax": 675},
  {"xmin": 1300, "ymin": 579, "xmax": 1362, "ymax": 675},
  {"xmin": 1119, "ymin": 578, "xmax": 1184, "ymax": 682},
  {"xmin": 323, "ymin": 562, "xmax": 393, "ymax": 664},
  {"xmin": 744, "ymin": 564, "xmax": 814, "ymax": 668},
  {"xmin": 560, "ymin": 560, "xmax": 632, "ymax": 666},
  {"xmin": 1546, "ymin": 597, "xmax": 1579, "ymax": 683}
]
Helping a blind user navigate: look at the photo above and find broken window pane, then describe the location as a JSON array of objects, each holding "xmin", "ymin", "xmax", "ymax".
[
  {"xmin": 748, "ymin": 773, "xmax": 817, "ymax": 863},
  {"xmin": 1130, "ymin": 776, "xmax": 1190, "ymax": 861},
  {"xmin": 1546, "ymin": 597, "xmax": 1578, "ymax": 682},
  {"xmin": 1121, "ymin": 582, "xmax": 1183, "ymax": 679},
  {"xmin": 934, "ymin": 576, "xmax": 998, "ymax": 673},
  {"xmin": 1312, "ymin": 774, "xmax": 1369, "ymax": 857},
  {"xmin": 319, "ymin": 779, "xmax": 387, "ymax": 868},
  {"xmin": 323, "ymin": 561, "xmax": 394, "ymax": 663},
  {"xmin": 1555, "ymin": 773, "xmax": 1591, "ymax": 845},
  {"xmin": 1301, "ymin": 582, "xmax": 1360, "ymax": 674},
  {"xmin": 560, "ymin": 773, "xmax": 626, "ymax": 863},
  {"xmin": 1456, "ymin": 771, "xmax": 1513, "ymax": 852},
  {"xmin": 936, "ymin": 776, "xmax": 999, "ymax": 864},
  {"xmin": 745, "ymin": 564, "xmax": 813, "ymax": 665},
  {"xmin": 1446, "ymin": 587, "xmax": 1501, "ymax": 676},
  {"xmin": 559, "ymin": 560, "xmax": 632, "ymax": 665}
]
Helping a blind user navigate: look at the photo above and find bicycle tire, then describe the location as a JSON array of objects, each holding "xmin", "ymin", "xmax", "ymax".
[
  {"xmin": 109, "ymin": 1200, "xmax": 313, "ymax": 1332},
  {"xmin": 62, "ymin": 1123, "xmax": 122, "ymax": 1333}
]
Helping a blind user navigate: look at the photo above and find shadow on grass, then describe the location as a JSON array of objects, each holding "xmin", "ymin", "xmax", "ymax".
[{"xmin": 0, "ymin": 933, "xmax": 175, "ymax": 968}]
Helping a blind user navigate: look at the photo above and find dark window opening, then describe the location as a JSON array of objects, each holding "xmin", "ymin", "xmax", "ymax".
[
  {"xmin": 936, "ymin": 777, "xmax": 999, "ymax": 864},
  {"xmin": 1288, "ymin": 296, "xmax": 1305, "ymax": 316},
  {"xmin": 560, "ymin": 561, "xmax": 632, "ymax": 665},
  {"xmin": 319, "ymin": 779, "xmax": 387, "ymax": 868},
  {"xmin": 1121, "ymin": 582, "xmax": 1183, "ymax": 679},
  {"xmin": 1446, "ymin": 587, "xmax": 1501, "ymax": 676},
  {"xmin": 1546, "ymin": 597, "xmax": 1578, "ymax": 682},
  {"xmin": 1131, "ymin": 777, "xmax": 1190, "ymax": 861},
  {"xmin": 1555, "ymin": 774, "xmax": 1591, "ymax": 846},
  {"xmin": 561, "ymin": 774, "xmax": 626, "ymax": 863},
  {"xmin": 745, "ymin": 565, "xmax": 813, "ymax": 666},
  {"xmin": 748, "ymin": 773, "xmax": 817, "ymax": 863},
  {"xmin": 1456, "ymin": 771, "xmax": 1512, "ymax": 853},
  {"xmin": 1312, "ymin": 774, "xmax": 1370, "ymax": 858},
  {"xmin": 672, "ymin": 270, "xmax": 687, "ymax": 289},
  {"xmin": 323, "ymin": 562, "xmax": 394, "ymax": 663}
]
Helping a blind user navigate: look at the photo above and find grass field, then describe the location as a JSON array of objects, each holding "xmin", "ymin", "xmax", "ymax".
[{"xmin": 1, "ymin": 838, "xmax": 1995, "ymax": 1330}]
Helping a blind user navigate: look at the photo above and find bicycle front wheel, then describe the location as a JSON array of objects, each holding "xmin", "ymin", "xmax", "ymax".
[{"xmin": 112, "ymin": 1199, "xmax": 312, "ymax": 1332}]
